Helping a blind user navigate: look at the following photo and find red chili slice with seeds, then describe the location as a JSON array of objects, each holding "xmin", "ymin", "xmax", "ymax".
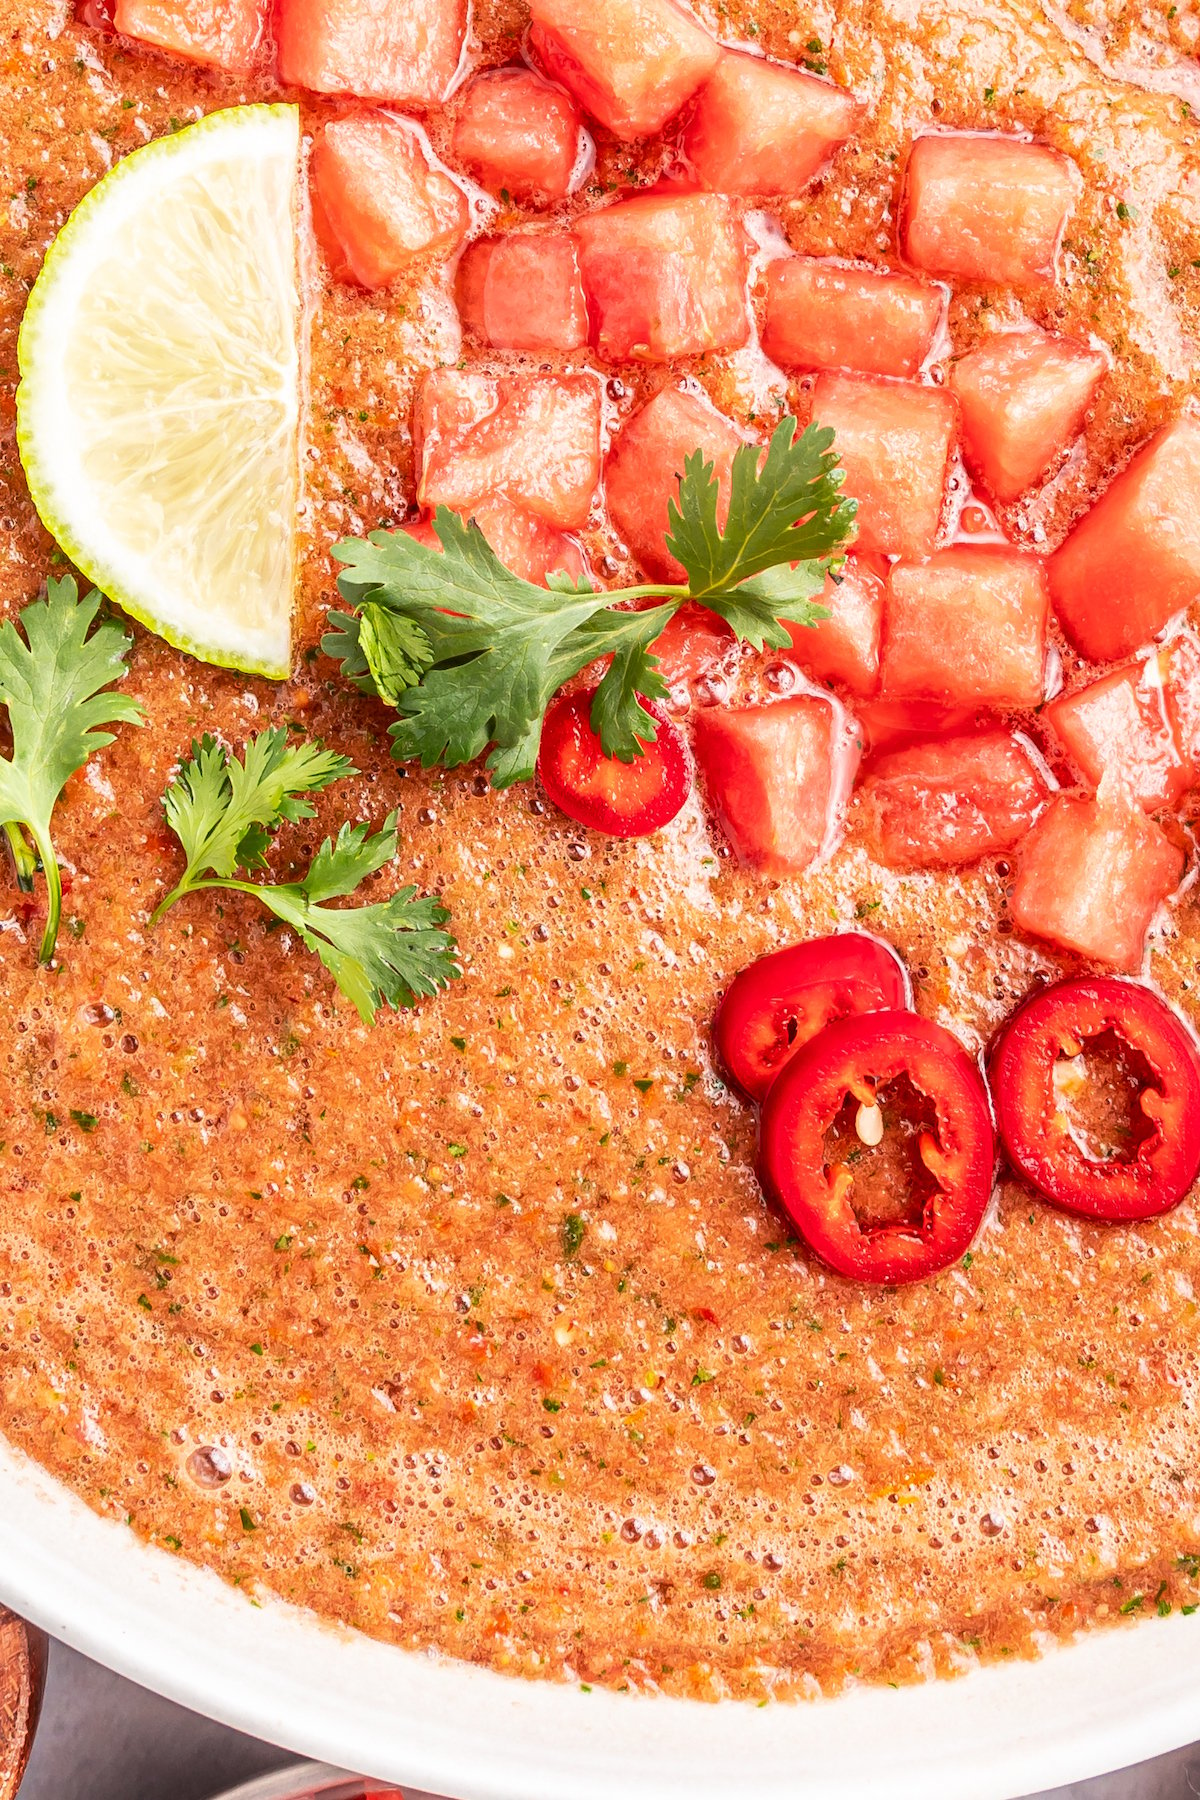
[
  {"xmin": 991, "ymin": 977, "xmax": 1200, "ymax": 1221},
  {"xmin": 759, "ymin": 1011, "xmax": 995, "ymax": 1284},
  {"xmin": 715, "ymin": 933, "xmax": 910, "ymax": 1103},
  {"xmin": 537, "ymin": 687, "xmax": 691, "ymax": 838}
]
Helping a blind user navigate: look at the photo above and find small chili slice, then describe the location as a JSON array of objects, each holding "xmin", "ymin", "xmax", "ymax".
[
  {"xmin": 991, "ymin": 977, "xmax": 1200, "ymax": 1220},
  {"xmin": 759, "ymin": 1010, "xmax": 995, "ymax": 1284},
  {"xmin": 537, "ymin": 688, "xmax": 691, "ymax": 838},
  {"xmin": 715, "ymin": 933, "xmax": 910, "ymax": 1103}
]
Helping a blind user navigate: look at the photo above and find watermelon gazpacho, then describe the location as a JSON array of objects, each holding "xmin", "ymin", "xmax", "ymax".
[
  {"xmin": 810, "ymin": 373, "xmax": 957, "ymax": 558},
  {"xmin": 881, "ymin": 547, "xmax": 1049, "ymax": 708},
  {"xmin": 415, "ymin": 368, "xmax": 602, "ymax": 530},
  {"xmin": 114, "ymin": 0, "xmax": 1200, "ymax": 981},
  {"xmin": 857, "ymin": 731, "xmax": 1050, "ymax": 870},
  {"xmin": 604, "ymin": 384, "xmax": 751, "ymax": 581},
  {"xmin": 693, "ymin": 696, "xmax": 858, "ymax": 873},
  {"xmin": 1011, "ymin": 795, "xmax": 1184, "ymax": 971},
  {"xmin": 1045, "ymin": 661, "xmax": 1192, "ymax": 813},
  {"xmin": 1049, "ymin": 415, "xmax": 1200, "ymax": 663},
  {"xmin": 34, "ymin": 0, "xmax": 1200, "ymax": 1706}
]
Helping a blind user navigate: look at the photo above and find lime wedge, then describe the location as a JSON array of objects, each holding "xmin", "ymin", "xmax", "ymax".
[{"xmin": 16, "ymin": 104, "xmax": 301, "ymax": 679}]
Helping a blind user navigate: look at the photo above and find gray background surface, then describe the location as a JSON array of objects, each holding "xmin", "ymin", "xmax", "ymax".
[{"xmin": 11, "ymin": 1637, "xmax": 1200, "ymax": 1800}]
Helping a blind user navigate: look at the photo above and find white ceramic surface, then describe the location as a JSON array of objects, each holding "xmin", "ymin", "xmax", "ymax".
[
  {"xmin": 1, "ymin": 1432, "xmax": 1197, "ymax": 1800},
  {"xmin": 209, "ymin": 1770, "xmax": 366, "ymax": 1800}
]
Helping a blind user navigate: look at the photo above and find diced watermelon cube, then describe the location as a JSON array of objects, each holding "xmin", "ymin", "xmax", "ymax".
[
  {"xmin": 881, "ymin": 545, "xmax": 1049, "ymax": 707},
  {"xmin": 810, "ymin": 372, "xmax": 957, "ymax": 558},
  {"xmin": 113, "ymin": 0, "xmax": 267, "ymax": 69},
  {"xmin": 646, "ymin": 603, "xmax": 736, "ymax": 689},
  {"xmin": 682, "ymin": 49, "xmax": 862, "ymax": 197},
  {"xmin": 693, "ymin": 696, "xmax": 856, "ymax": 872},
  {"xmin": 1049, "ymin": 415, "xmax": 1200, "ymax": 664},
  {"xmin": 650, "ymin": 555, "xmax": 885, "ymax": 698},
  {"xmin": 1162, "ymin": 628, "xmax": 1200, "ymax": 768},
  {"xmin": 573, "ymin": 192, "xmax": 751, "ymax": 362},
  {"xmin": 762, "ymin": 257, "xmax": 942, "ymax": 380},
  {"xmin": 901, "ymin": 132, "xmax": 1076, "ymax": 289},
  {"xmin": 457, "ymin": 234, "xmax": 588, "ymax": 351},
  {"xmin": 278, "ymin": 0, "xmax": 466, "ymax": 105},
  {"xmin": 1010, "ymin": 793, "xmax": 1184, "ymax": 970},
  {"xmin": 415, "ymin": 368, "xmax": 602, "ymax": 531},
  {"xmin": 402, "ymin": 505, "xmax": 586, "ymax": 588},
  {"xmin": 604, "ymin": 384, "xmax": 752, "ymax": 581},
  {"xmin": 854, "ymin": 697, "xmax": 978, "ymax": 756},
  {"xmin": 527, "ymin": 0, "xmax": 719, "ymax": 138},
  {"xmin": 950, "ymin": 326, "xmax": 1106, "ymax": 503},
  {"xmin": 1044, "ymin": 661, "xmax": 1191, "ymax": 812},
  {"xmin": 311, "ymin": 115, "xmax": 469, "ymax": 289},
  {"xmin": 467, "ymin": 498, "xmax": 587, "ymax": 587},
  {"xmin": 785, "ymin": 554, "xmax": 884, "ymax": 697},
  {"xmin": 451, "ymin": 66, "xmax": 583, "ymax": 202},
  {"xmin": 858, "ymin": 730, "xmax": 1049, "ymax": 869}
]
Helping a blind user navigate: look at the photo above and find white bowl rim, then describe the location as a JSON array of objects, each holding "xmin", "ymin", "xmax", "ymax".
[
  {"xmin": 2, "ymin": 1432, "xmax": 1198, "ymax": 1800},
  {"xmin": 202, "ymin": 1767, "xmax": 350, "ymax": 1800}
]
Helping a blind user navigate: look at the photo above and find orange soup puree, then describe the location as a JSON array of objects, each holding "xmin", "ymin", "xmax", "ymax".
[{"xmin": 2, "ymin": 0, "xmax": 1200, "ymax": 1702}]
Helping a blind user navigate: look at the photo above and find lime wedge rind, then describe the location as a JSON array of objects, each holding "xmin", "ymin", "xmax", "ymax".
[{"xmin": 16, "ymin": 103, "xmax": 301, "ymax": 681}]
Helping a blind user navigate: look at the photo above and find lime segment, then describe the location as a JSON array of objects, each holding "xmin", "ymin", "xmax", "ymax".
[{"xmin": 17, "ymin": 103, "xmax": 301, "ymax": 679}]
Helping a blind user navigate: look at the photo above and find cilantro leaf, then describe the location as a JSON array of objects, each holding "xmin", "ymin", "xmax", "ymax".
[
  {"xmin": 300, "ymin": 816, "xmax": 396, "ymax": 901},
  {"xmin": 329, "ymin": 510, "xmax": 608, "ymax": 783},
  {"xmin": 723, "ymin": 562, "xmax": 832, "ymax": 643},
  {"xmin": 153, "ymin": 733, "xmax": 457, "ymax": 1024},
  {"xmin": 237, "ymin": 816, "xmax": 458, "ymax": 1022},
  {"xmin": 0, "ymin": 576, "xmax": 143, "ymax": 961},
  {"xmin": 664, "ymin": 416, "xmax": 855, "ymax": 607},
  {"xmin": 322, "ymin": 608, "xmax": 376, "ymax": 696},
  {"xmin": 355, "ymin": 604, "xmax": 433, "ymax": 704},
  {"xmin": 160, "ymin": 727, "xmax": 352, "ymax": 888},
  {"xmin": 326, "ymin": 416, "xmax": 854, "ymax": 786},
  {"xmin": 565, "ymin": 600, "xmax": 676, "ymax": 760}
]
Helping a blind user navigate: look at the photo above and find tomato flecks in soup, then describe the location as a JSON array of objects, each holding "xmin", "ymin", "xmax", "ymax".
[{"xmin": 12, "ymin": 0, "xmax": 1200, "ymax": 1708}]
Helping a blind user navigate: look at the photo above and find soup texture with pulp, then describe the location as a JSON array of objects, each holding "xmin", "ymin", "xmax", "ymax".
[{"xmin": 2, "ymin": 0, "xmax": 1200, "ymax": 1703}]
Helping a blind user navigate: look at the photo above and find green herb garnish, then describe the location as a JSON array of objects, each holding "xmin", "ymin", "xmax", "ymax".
[
  {"xmin": 325, "ymin": 417, "xmax": 854, "ymax": 787},
  {"xmin": 151, "ymin": 728, "xmax": 458, "ymax": 1024},
  {"xmin": 0, "ymin": 576, "xmax": 143, "ymax": 960}
]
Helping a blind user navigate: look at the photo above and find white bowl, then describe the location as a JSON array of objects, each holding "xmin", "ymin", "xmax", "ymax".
[
  {"xmin": 1, "ymin": 1431, "xmax": 1196, "ymax": 1800},
  {"xmin": 209, "ymin": 1773, "xmax": 363, "ymax": 1800}
]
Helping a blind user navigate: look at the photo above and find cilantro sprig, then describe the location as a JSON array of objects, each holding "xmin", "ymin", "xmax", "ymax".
[
  {"xmin": 325, "ymin": 416, "xmax": 855, "ymax": 787},
  {"xmin": 0, "ymin": 576, "xmax": 143, "ymax": 962},
  {"xmin": 151, "ymin": 729, "xmax": 458, "ymax": 1024}
]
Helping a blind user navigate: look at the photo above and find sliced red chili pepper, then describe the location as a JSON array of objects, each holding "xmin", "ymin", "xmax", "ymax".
[
  {"xmin": 759, "ymin": 1011, "xmax": 995, "ymax": 1284},
  {"xmin": 715, "ymin": 933, "xmax": 910, "ymax": 1103},
  {"xmin": 991, "ymin": 977, "xmax": 1200, "ymax": 1220},
  {"xmin": 537, "ymin": 688, "xmax": 691, "ymax": 838}
]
